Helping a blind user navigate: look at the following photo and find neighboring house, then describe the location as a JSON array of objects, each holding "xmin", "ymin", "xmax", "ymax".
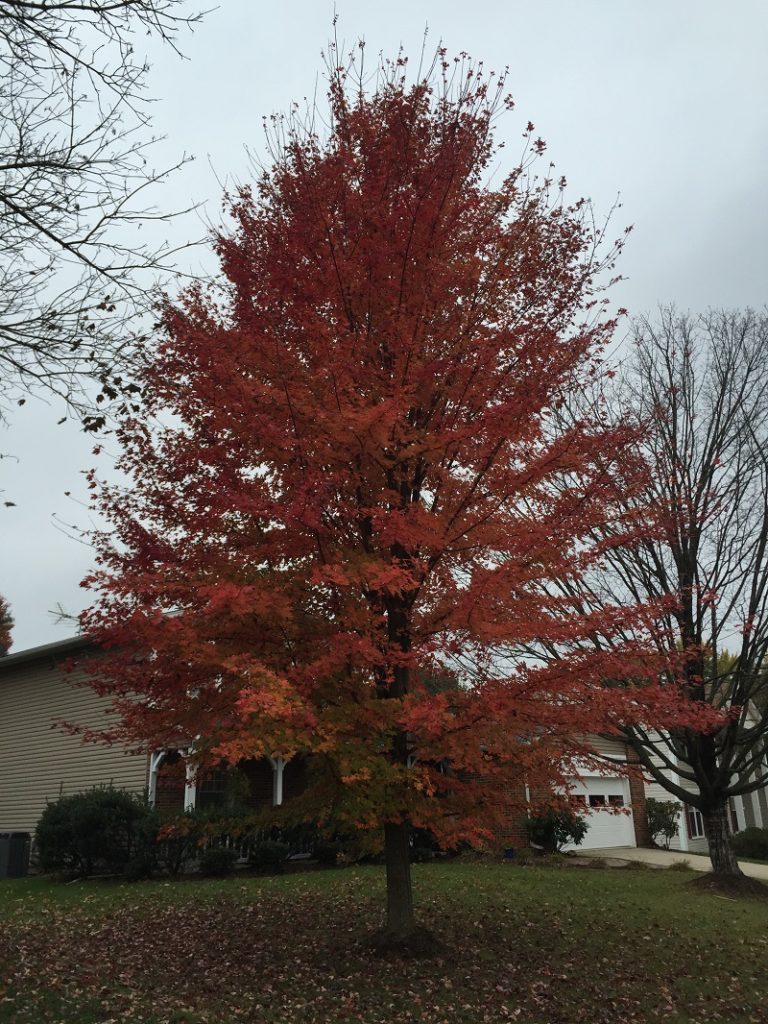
[
  {"xmin": 643, "ymin": 746, "xmax": 768, "ymax": 855},
  {"xmin": 0, "ymin": 637, "xmax": 302, "ymax": 835},
  {"xmin": 2, "ymin": 636, "xmax": 760, "ymax": 854},
  {"xmin": 0, "ymin": 637, "xmax": 148, "ymax": 834}
]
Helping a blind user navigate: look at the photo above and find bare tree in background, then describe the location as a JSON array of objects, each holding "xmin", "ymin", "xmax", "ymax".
[
  {"xmin": 0, "ymin": 0, "xmax": 204, "ymax": 428},
  {"xmin": 587, "ymin": 308, "xmax": 768, "ymax": 881},
  {"xmin": 0, "ymin": 591, "xmax": 11, "ymax": 652}
]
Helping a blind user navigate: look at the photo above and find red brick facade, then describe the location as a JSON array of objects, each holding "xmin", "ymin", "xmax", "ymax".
[{"xmin": 626, "ymin": 745, "xmax": 651, "ymax": 846}]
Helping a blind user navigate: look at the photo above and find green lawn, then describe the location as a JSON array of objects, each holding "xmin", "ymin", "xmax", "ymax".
[{"xmin": 1, "ymin": 863, "xmax": 766, "ymax": 1024}]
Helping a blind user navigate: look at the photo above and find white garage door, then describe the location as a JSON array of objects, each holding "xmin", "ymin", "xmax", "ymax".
[{"xmin": 564, "ymin": 776, "xmax": 636, "ymax": 851}]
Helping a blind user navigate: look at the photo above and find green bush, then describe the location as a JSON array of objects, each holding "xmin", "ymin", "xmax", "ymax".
[
  {"xmin": 154, "ymin": 808, "xmax": 219, "ymax": 876},
  {"xmin": 248, "ymin": 840, "xmax": 290, "ymax": 874},
  {"xmin": 155, "ymin": 804, "xmax": 264, "ymax": 875},
  {"xmin": 731, "ymin": 826, "xmax": 768, "ymax": 861},
  {"xmin": 525, "ymin": 808, "xmax": 588, "ymax": 853},
  {"xmin": 35, "ymin": 787, "xmax": 155, "ymax": 877},
  {"xmin": 124, "ymin": 850, "xmax": 157, "ymax": 882},
  {"xmin": 199, "ymin": 846, "xmax": 239, "ymax": 877},
  {"xmin": 646, "ymin": 797, "xmax": 681, "ymax": 849}
]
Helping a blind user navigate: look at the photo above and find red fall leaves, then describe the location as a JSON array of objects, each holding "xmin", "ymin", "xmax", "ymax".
[{"xmin": 81, "ymin": 54, "xmax": 715, "ymax": 862}]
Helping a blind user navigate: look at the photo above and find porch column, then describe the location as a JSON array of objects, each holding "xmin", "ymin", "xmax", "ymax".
[
  {"xmin": 184, "ymin": 755, "xmax": 197, "ymax": 810},
  {"xmin": 677, "ymin": 805, "xmax": 690, "ymax": 851},
  {"xmin": 148, "ymin": 750, "xmax": 166, "ymax": 807},
  {"xmin": 268, "ymin": 756, "xmax": 285, "ymax": 806},
  {"xmin": 665, "ymin": 761, "xmax": 689, "ymax": 852}
]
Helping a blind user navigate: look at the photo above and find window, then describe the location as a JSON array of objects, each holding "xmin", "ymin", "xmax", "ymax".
[
  {"xmin": 686, "ymin": 806, "xmax": 705, "ymax": 839},
  {"xmin": 728, "ymin": 799, "xmax": 739, "ymax": 834},
  {"xmin": 572, "ymin": 795, "xmax": 587, "ymax": 807},
  {"xmin": 608, "ymin": 795, "xmax": 625, "ymax": 809},
  {"xmin": 197, "ymin": 766, "xmax": 229, "ymax": 810},
  {"xmin": 588, "ymin": 794, "xmax": 606, "ymax": 808}
]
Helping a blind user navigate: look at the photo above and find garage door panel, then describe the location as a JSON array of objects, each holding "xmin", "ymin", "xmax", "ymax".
[{"xmin": 565, "ymin": 776, "xmax": 636, "ymax": 850}]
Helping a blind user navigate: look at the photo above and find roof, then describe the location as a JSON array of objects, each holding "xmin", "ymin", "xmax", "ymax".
[{"xmin": 0, "ymin": 635, "xmax": 94, "ymax": 672}]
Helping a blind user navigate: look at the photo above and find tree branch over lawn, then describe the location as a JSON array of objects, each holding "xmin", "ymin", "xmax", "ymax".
[{"xmin": 0, "ymin": 0, "xmax": 204, "ymax": 426}]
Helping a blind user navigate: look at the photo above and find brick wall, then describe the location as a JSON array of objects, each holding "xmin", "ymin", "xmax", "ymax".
[{"xmin": 626, "ymin": 745, "xmax": 651, "ymax": 846}]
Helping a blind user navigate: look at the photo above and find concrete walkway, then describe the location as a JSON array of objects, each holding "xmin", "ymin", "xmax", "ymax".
[{"xmin": 582, "ymin": 846, "xmax": 768, "ymax": 880}]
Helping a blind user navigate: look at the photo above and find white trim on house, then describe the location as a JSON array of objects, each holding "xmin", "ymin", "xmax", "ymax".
[
  {"xmin": 147, "ymin": 751, "xmax": 165, "ymax": 808},
  {"xmin": 147, "ymin": 750, "xmax": 291, "ymax": 812},
  {"xmin": 184, "ymin": 757, "xmax": 197, "ymax": 810},
  {"xmin": 267, "ymin": 755, "xmax": 285, "ymax": 806}
]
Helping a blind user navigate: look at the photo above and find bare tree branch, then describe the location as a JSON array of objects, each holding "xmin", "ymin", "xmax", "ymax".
[{"xmin": 0, "ymin": 0, "xmax": 205, "ymax": 426}]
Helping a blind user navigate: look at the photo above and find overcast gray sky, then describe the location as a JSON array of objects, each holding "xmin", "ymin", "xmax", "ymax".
[{"xmin": 3, "ymin": 0, "xmax": 767, "ymax": 651}]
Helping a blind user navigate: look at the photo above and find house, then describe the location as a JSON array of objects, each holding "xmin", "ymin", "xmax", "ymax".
[
  {"xmin": 2, "ymin": 635, "xmax": 758, "ymax": 854},
  {"xmin": 643, "ymin": 749, "xmax": 768, "ymax": 855},
  {"xmin": 0, "ymin": 636, "xmax": 302, "ymax": 835},
  {"xmin": 0, "ymin": 637, "xmax": 148, "ymax": 834}
]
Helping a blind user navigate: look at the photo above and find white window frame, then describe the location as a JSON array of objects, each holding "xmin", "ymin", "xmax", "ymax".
[{"xmin": 686, "ymin": 805, "xmax": 705, "ymax": 839}]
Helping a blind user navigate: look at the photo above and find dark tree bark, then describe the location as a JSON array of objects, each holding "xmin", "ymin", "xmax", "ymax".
[
  {"xmin": 383, "ymin": 820, "xmax": 416, "ymax": 936},
  {"xmin": 377, "ymin": 593, "xmax": 422, "ymax": 945},
  {"xmin": 703, "ymin": 802, "xmax": 743, "ymax": 877}
]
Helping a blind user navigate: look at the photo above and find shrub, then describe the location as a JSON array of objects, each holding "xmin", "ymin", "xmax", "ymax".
[
  {"xmin": 669, "ymin": 858, "xmax": 691, "ymax": 871},
  {"xmin": 271, "ymin": 821, "xmax": 318, "ymax": 857},
  {"xmin": 124, "ymin": 851, "xmax": 157, "ymax": 882},
  {"xmin": 525, "ymin": 809, "xmax": 588, "ymax": 853},
  {"xmin": 156, "ymin": 805, "xmax": 262, "ymax": 875},
  {"xmin": 155, "ymin": 809, "xmax": 213, "ymax": 876},
  {"xmin": 731, "ymin": 826, "xmax": 768, "ymax": 861},
  {"xmin": 35, "ymin": 787, "xmax": 155, "ymax": 877},
  {"xmin": 646, "ymin": 797, "xmax": 681, "ymax": 849},
  {"xmin": 248, "ymin": 840, "xmax": 290, "ymax": 874},
  {"xmin": 199, "ymin": 846, "xmax": 239, "ymax": 877}
]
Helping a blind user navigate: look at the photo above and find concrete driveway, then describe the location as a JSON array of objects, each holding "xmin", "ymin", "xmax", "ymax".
[{"xmin": 582, "ymin": 846, "xmax": 768, "ymax": 880}]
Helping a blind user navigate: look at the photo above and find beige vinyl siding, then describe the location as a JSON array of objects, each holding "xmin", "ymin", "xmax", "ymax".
[
  {"xmin": 644, "ymin": 779, "xmax": 693, "ymax": 852},
  {"xmin": 587, "ymin": 736, "xmax": 627, "ymax": 761},
  {"xmin": 644, "ymin": 749, "xmax": 709, "ymax": 854},
  {"xmin": 0, "ymin": 654, "xmax": 148, "ymax": 833},
  {"xmin": 734, "ymin": 776, "xmax": 768, "ymax": 831}
]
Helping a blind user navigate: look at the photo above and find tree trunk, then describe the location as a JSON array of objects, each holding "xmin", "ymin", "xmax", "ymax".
[
  {"xmin": 373, "ymin": 820, "xmax": 438, "ymax": 955},
  {"xmin": 702, "ymin": 802, "xmax": 742, "ymax": 876},
  {"xmin": 384, "ymin": 821, "xmax": 415, "ymax": 937}
]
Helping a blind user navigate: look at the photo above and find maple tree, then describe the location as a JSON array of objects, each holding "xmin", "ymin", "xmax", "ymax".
[
  {"xmin": 0, "ymin": 593, "xmax": 12, "ymax": 654},
  {"xmin": 82, "ymin": 48, "xmax": 714, "ymax": 947}
]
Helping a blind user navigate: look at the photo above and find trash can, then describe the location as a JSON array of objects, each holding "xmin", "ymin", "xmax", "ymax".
[{"xmin": 0, "ymin": 832, "xmax": 31, "ymax": 878}]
